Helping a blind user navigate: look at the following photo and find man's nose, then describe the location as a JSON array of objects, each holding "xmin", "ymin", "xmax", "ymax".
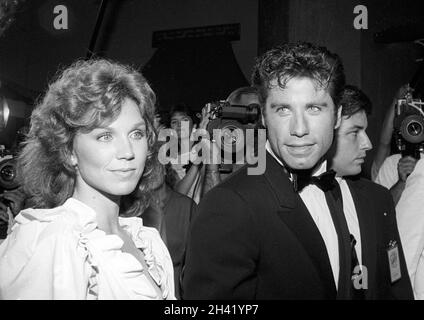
[
  {"xmin": 361, "ymin": 133, "xmax": 373, "ymax": 151},
  {"xmin": 290, "ymin": 114, "xmax": 309, "ymax": 137}
]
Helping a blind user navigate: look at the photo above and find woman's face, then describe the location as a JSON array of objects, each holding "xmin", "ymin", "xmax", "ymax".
[{"xmin": 72, "ymin": 98, "xmax": 148, "ymax": 198}]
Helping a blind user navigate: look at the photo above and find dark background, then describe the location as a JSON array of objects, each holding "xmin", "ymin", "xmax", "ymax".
[{"xmin": 0, "ymin": 0, "xmax": 423, "ymax": 177}]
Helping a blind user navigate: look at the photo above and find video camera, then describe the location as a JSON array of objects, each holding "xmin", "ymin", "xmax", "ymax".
[
  {"xmin": 0, "ymin": 145, "xmax": 18, "ymax": 191},
  {"xmin": 393, "ymin": 90, "xmax": 424, "ymax": 159},
  {"xmin": 204, "ymin": 100, "xmax": 261, "ymax": 172}
]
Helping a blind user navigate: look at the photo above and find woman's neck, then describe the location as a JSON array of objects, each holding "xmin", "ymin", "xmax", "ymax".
[{"xmin": 72, "ymin": 188, "xmax": 122, "ymax": 235}]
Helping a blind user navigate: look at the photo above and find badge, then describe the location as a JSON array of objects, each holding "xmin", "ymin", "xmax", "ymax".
[{"xmin": 387, "ymin": 240, "xmax": 401, "ymax": 283}]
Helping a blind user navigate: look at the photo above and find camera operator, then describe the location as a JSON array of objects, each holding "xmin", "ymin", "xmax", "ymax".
[
  {"xmin": 202, "ymin": 86, "xmax": 261, "ymax": 195},
  {"xmin": 374, "ymin": 84, "xmax": 422, "ymax": 205},
  {"xmin": 0, "ymin": 187, "xmax": 26, "ymax": 240}
]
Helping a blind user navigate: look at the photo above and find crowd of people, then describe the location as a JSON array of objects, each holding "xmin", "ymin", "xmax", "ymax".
[{"xmin": 0, "ymin": 41, "xmax": 423, "ymax": 300}]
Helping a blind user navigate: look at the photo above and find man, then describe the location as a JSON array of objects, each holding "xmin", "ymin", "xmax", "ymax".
[
  {"xmin": 202, "ymin": 86, "xmax": 261, "ymax": 192},
  {"xmin": 329, "ymin": 85, "xmax": 412, "ymax": 298},
  {"xmin": 182, "ymin": 43, "xmax": 413, "ymax": 299},
  {"xmin": 373, "ymin": 84, "xmax": 420, "ymax": 205}
]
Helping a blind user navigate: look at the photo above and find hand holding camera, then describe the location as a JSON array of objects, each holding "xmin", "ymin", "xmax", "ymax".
[
  {"xmin": 0, "ymin": 188, "xmax": 26, "ymax": 218},
  {"xmin": 397, "ymin": 156, "xmax": 418, "ymax": 182}
]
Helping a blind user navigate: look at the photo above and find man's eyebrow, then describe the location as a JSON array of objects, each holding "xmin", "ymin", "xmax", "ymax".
[
  {"xmin": 306, "ymin": 102, "xmax": 329, "ymax": 107},
  {"xmin": 269, "ymin": 103, "xmax": 290, "ymax": 109},
  {"xmin": 347, "ymin": 124, "xmax": 366, "ymax": 130}
]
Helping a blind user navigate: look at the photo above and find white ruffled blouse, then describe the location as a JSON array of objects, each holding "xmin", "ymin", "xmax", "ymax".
[{"xmin": 0, "ymin": 198, "xmax": 175, "ymax": 300}]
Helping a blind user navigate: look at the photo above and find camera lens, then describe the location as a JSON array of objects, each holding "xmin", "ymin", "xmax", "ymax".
[
  {"xmin": 406, "ymin": 121, "xmax": 423, "ymax": 136},
  {"xmin": 0, "ymin": 159, "xmax": 19, "ymax": 190},
  {"xmin": 400, "ymin": 114, "xmax": 424, "ymax": 144}
]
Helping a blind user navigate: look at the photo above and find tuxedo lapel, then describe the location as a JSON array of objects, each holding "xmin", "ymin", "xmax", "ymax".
[
  {"xmin": 263, "ymin": 153, "xmax": 337, "ymax": 297},
  {"xmin": 346, "ymin": 179, "xmax": 377, "ymax": 299}
]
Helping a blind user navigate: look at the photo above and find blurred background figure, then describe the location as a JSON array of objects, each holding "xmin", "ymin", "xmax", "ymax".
[
  {"xmin": 374, "ymin": 84, "xmax": 423, "ymax": 205},
  {"xmin": 140, "ymin": 162, "xmax": 196, "ymax": 299}
]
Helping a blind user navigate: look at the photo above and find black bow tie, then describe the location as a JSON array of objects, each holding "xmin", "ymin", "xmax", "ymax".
[{"xmin": 292, "ymin": 169, "xmax": 337, "ymax": 193}]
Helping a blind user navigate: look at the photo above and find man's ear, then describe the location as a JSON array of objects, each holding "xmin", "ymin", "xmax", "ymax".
[
  {"xmin": 261, "ymin": 112, "xmax": 266, "ymax": 128},
  {"xmin": 334, "ymin": 105, "xmax": 342, "ymax": 130}
]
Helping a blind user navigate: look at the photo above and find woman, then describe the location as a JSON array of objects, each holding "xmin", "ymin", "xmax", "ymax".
[{"xmin": 0, "ymin": 59, "xmax": 175, "ymax": 300}]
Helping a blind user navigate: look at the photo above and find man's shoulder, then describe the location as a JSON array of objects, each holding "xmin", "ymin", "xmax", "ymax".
[
  {"xmin": 218, "ymin": 164, "xmax": 268, "ymax": 193},
  {"xmin": 169, "ymin": 188, "xmax": 196, "ymax": 205},
  {"xmin": 347, "ymin": 176, "xmax": 391, "ymax": 198}
]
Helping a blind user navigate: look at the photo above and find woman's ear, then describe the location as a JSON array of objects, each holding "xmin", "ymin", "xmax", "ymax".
[{"xmin": 70, "ymin": 152, "xmax": 78, "ymax": 167}]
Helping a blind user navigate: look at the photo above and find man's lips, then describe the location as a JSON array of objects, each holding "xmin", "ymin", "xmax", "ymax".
[{"xmin": 285, "ymin": 144, "xmax": 315, "ymax": 156}]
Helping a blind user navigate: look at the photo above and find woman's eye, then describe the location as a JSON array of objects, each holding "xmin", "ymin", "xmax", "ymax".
[
  {"xmin": 97, "ymin": 133, "xmax": 113, "ymax": 142},
  {"xmin": 131, "ymin": 130, "xmax": 146, "ymax": 140}
]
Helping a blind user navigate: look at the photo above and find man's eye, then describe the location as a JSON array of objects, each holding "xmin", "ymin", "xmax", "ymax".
[
  {"xmin": 131, "ymin": 130, "xmax": 146, "ymax": 140},
  {"xmin": 276, "ymin": 106, "xmax": 290, "ymax": 115},
  {"xmin": 308, "ymin": 105, "xmax": 321, "ymax": 112},
  {"xmin": 97, "ymin": 133, "xmax": 113, "ymax": 141}
]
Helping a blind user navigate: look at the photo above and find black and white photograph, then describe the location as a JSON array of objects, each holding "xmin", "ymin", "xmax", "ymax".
[{"xmin": 0, "ymin": 0, "xmax": 423, "ymax": 305}]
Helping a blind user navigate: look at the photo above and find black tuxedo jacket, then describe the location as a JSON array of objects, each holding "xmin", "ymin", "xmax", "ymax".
[{"xmin": 182, "ymin": 153, "xmax": 413, "ymax": 299}]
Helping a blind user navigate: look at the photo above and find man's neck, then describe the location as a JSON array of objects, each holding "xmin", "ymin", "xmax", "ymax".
[{"xmin": 265, "ymin": 140, "xmax": 327, "ymax": 177}]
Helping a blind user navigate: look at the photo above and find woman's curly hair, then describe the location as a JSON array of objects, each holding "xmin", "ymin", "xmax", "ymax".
[{"xmin": 17, "ymin": 59, "xmax": 160, "ymax": 216}]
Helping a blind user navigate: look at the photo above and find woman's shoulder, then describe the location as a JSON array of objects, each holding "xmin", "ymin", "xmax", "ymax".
[{"xmin": 4, "ymin": 198, "xmax": 97, "ymax": 251}]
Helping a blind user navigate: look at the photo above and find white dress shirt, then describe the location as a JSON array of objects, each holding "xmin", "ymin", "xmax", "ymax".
[
  {"xmin": 266, "ymin": 141, "xmax": 362, "ymax": 288},
  {"xmin": 396, "ymin": 157, "xmax": 424, "ymax": 300}
]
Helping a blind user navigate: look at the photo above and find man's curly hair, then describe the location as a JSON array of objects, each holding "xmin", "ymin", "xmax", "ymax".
[
  {"xmin": 17, "ymin": 59, "xmax": 160, "ymax": 216},
  {"xmin": 252, "ymin": 42, "xmax": 346, "ymax": 111}
]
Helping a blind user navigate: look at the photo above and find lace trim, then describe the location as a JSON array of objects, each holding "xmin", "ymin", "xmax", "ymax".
[
  {"xmin": 78, "ymin": 233, "xmax": 99, "ymax": 300},
  {"xmin": 137, "ymin": 229, "xmax": 170, "ymax": 299}
]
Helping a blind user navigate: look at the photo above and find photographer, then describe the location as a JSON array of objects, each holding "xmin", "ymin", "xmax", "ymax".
[
  {"xmin": 374, "ymin": 84, "xmax": 422, "ymax": 205},
  {"xmin": 0, "ymin": 188, "xmax": 26, "ymax": 240},
  {"xmin": 372, "ymin": 84, "xmax": 413, "ymax": 180},
  {"xmin": 202, "ymin": 86, "xmax": 261, "ymax": 194}
]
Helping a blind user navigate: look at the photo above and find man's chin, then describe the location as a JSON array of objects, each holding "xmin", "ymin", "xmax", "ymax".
[{"xmin": 285, "ymin": 159, "xmax": 317, "ymax": 171}]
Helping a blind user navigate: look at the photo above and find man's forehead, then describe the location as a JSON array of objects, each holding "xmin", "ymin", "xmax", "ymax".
[
  {"xmin": 268, "ymin": 77, "xmax": 329, "ymax": 93},
  {"xmin": 341, "ymin": 110, "xmax": 368, "ymax": 128}
]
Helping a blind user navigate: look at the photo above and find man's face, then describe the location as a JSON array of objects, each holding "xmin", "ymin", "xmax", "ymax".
[
  {"xmin": 331, "ymin": 110, "xmax": 372, "ymax": 176},
  {"xmin": 263, "ymin": 77, "xmax": 340, "ymax": 171}
]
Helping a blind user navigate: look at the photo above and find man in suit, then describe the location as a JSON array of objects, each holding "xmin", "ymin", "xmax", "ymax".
[
  {"xmin": 182, "ymin": 43, "xmax": 413, "ymax": 299},
  {"xmin": 328, "ymin": 85, "xmax": 413, "ymax": 299}
]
